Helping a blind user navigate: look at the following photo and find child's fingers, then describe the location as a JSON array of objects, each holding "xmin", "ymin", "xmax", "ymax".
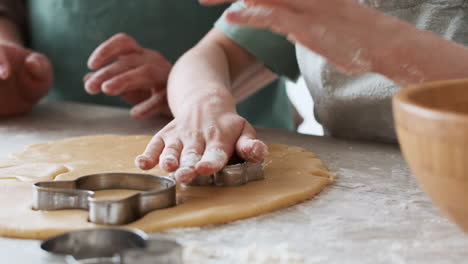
[
  {"xmin": 84, "ymin": 58, "xmax": 138, "ymax": 95},
  {"xmin": 88, "ymin": 33, "xmax": 142, "ymax": 70},
  {"xmin": 174, "ymin": 142, "xmax": 204, "ymax": 184},
  {"xmin": 236, "ymin": 123, "xmax": 268, "ymax": 162},
  {"xmin": 135, "ymin": 136, "xmax": 164, "ymax": 170},
  {"xmin": 159, "ymin": 139, "xmax": 183, "ymax": 172},
  {"xmin": 129, "ymin": 91, "xmax": 166, "ymax": 119},
  {"xmin": 101, "ymin": 64, "xmax": 167, "ymax": 96},
  {"xmin": 195, "ymin": 146, "xmax": 229, "ymax": 176},
  {"xmin": 121, "ymin": 89, "xmax": 151, "ymax": 105}
]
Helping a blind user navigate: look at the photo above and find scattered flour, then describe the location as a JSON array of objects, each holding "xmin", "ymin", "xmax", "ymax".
[{"xmin": 183, "ymin": 242, "xmax": 305, "ymax": 264}]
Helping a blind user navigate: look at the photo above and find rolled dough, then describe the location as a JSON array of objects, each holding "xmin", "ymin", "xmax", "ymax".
[{"xmin": 0, "ymin": 135, "xmax": 333, "ymax": 239}]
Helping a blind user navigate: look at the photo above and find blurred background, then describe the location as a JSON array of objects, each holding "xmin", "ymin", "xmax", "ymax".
[{"xmin": 286, "ymin": 78, "xmax": 324, "ymax": 136}]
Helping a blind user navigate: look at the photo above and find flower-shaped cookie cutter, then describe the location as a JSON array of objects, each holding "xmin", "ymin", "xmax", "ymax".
[
  {"xmin": 32, "ymin": 173, "xmax": 176, "ymax": 225},
  {"xmin": 188, "ymin": 156, "xmax": 265, "ymax": 187}
]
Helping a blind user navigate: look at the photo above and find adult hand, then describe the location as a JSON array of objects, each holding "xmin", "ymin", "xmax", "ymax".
[
  {"xmin": 135, "ymin": 107, "xmax": 268, "ymax": 184},
  {"xmin": 200, "ymin": 0, "xmax": 389, "ymax": 75},
  {"xmin": 86, "ymin": 33, "xmax": 172, "ymax": 119},
  {"xmin": 0, "ymin": 41, "xmax": 53, "ymax": 116}
]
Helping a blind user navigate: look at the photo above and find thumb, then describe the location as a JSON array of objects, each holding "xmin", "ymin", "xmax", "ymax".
[
  {"xmin": 235, "ymin": 122, "xmax": 268, "ymax": 162},
  {"xmin": 24, "ymin": 52, "xmax": 52, "ymax": 81}
]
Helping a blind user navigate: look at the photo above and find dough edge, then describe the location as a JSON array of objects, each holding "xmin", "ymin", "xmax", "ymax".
[{"xmin": 0, "ymin": 135, "xmax": 334, "ymax": 239}]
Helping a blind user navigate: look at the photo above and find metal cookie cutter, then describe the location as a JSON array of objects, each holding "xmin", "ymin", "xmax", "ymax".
[
  {"xmin": 41, "ymin": 228, "xmax": 183, "ymax": 264},
  {"xmin": 33, "ymin": 173, "xmax": 176, "ymax": 225},
  {"xmin": 188, "ymin": 155, "xmax": 265, "ymax": 187}
]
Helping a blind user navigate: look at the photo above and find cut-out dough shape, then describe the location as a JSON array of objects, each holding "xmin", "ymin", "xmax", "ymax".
[
  {"xmin": 0, "ymin": 135, "xmax": 333, "ymax": 239},
  {"xmin": 0, "ymin": 163, "xmax": 69, "ymax": 181}
]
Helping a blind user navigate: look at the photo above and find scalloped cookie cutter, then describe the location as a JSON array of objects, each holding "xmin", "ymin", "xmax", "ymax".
[
  {"xmin": 32, "ymin": 173, "xmax": 176, "ymax": 225},
  {"xmin": 188, "ymin": 160, "xmax": 265, "ymax": 187}
]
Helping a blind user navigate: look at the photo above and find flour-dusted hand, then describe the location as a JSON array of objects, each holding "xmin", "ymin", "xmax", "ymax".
[
  {"xmin": 135, "ymin": 109, "xmax": 268, "ymax": 184},
  {"xmin": 200, "ymin": 0, "xmax": 397, "ymax": 75},
  {"xmin": 86, "ymin": 33, "xmax": 172, "ymax": 119},
  {"xmin": 134, "ymin": 27, "xmax": 270, "ymax": 184},
  {"xmin": 0, "ymin": 41, "xmax": 53, "ymax": 116}
]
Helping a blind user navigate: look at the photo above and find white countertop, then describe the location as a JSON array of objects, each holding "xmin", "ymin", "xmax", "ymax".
[{"xmin": 1, "ymin": 101, "xmax": 467, "ymax": 264}]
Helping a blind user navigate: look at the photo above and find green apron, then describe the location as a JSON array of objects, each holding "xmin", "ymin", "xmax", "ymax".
[{"xmin": 27, "ymin": 0, "xmax": 294, "ymax": 130}]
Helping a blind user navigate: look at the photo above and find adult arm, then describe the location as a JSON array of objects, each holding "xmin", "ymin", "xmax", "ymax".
[{"xmin": 201, "ymin": 0, "xmax": 468, "ymax": 87}]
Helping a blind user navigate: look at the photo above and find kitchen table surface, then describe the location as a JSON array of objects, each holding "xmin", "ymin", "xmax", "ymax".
[{"xmin": 1, "ymin": 101, "xmax": 467, "ymax": 264}]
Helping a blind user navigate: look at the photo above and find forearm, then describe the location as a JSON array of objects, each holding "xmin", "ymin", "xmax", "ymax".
[
  {"xmin": 230, "ymin": 61, "xmax": 277, "ymax": 102},
  {"xmin": 373, "ymin": 14, "xmax": 468, "ymax": 86},
  {"xmin": 205, "ymin": 1, "xmax": 468, "ymax": 87},
  {"xmin": 168, "ymin": 36, "xmax": 236, "ymax": 117},
  {"xmin": 308, "ymin": 4, "xmax": 468, "ymax": 85},
  {"xmin": 167, "ymin": 28, "xmax": 276, "ymax": 116}
]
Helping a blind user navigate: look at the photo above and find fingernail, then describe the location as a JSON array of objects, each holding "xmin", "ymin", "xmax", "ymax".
[
  {"xmin": 101, "ymin": 84, "xmax": 112, "ymax": 94},
  {"xmin": 84, "ymin": 82, "xmax": 99, "ymax": 95},
  {"xmin": 195, "ymin": 161, "xmax": 211, "ymax": 176},
  {"xmin": 130, "ymin": 108, "xmax": 142, "ymax": 119},
  {"xmin": 135, "ymin": 155, "xmax": 152, "ymax": 170},
  {"xmin": 83, "ymin": 73, "xmax": 93, "ymax": 82},
  {"xmin": 161, "ymin": 155, "xmax": 179, "ymax": 172},
  {"xmin": 175, "ymin": 168, "xmax": 194, "ymax": 183},
  {"xmin": 226, "ymin": 11, "xmax": 242, "ymax": 22},
  {"xmin": 163, "ymin": 159, "xmax": 178, "ymax": 168},
  {"xmin": 103, "ymin": 83, "xmax": 125, "ymax": 95},
  {"xmin": 251, "ymin": 140, "xmax": 268, "ymax": 159},
  {"xmin": 87, "ymin": 58, "xmax": 99, "ymax": 70},
  {"xmin": 0, "ymin": 66, "xmax": 8, "ymax": 79},
  {"xmin": 26, "ymin": 55, "xmax": 46, "ymax": 79}
]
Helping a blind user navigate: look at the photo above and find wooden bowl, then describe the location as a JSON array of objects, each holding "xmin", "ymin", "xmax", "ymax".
[{"xmin": 393, "ymin": 78, "xmax": 468, "ymax": 233}]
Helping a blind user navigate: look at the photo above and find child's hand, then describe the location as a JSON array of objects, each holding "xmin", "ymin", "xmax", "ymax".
[
  {"xmin": 86, "ymin": 33, "xmax": 172, "ymax": 119},
  {"xmin": 0, "ymin": 41, "xmax": 53, "ymax": 116},
  {"xmin": 135, "ymin": 109, "xmax": 268, "ymax": 184},
  {"xmin": 200, "ymin": 0, "xmax": 390, "ymax": 75}
]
